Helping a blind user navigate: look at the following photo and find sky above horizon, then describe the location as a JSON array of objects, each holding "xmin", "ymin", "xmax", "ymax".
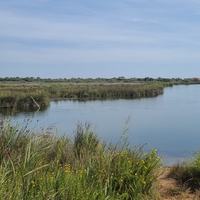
[{"xmin": 0, "ymin": 0, "xmax": 200, "ymax": 79}]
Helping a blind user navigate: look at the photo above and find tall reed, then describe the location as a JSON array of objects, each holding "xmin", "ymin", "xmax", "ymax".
[
  {"xmin": 0, "ymin": 82, "xmax": 164, "ymax": 109},
  {"xmin": 0, "ymin": 118, "xmax": 161, "ymax": 199}
]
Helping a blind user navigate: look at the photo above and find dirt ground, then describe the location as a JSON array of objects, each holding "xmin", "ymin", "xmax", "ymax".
[{"xmin": 156, "ymin": 168, "xmax": 200, "ymax": 200}]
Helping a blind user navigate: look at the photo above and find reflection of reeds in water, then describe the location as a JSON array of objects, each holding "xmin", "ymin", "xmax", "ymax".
[
  {"xmin": 0, "ymin": 105, "xmax": 49, "ymax": 116},
  {"xmin": 0, "ymin": 95, "xmax": 49, "ymax": 109}
]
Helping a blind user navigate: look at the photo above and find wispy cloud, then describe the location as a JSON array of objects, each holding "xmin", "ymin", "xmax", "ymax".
[
  {"xmin": 1, "ymin": 44, "xmax": 199, "ymax": 65},
  {"xmin": 1, "ymin": 0, "xmax": 200, "ymax": 78},
  {"xmin": 1, "ymin": 6, "xmax": 197, "ymax": 47},
  {"xmin": 0, "ymin": 9, "xmax": 161, "ymax": 48}
]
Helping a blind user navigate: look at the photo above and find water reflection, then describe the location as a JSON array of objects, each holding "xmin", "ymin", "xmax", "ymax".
[{"xmin": 0, "ymin": 106, "xmax": 49, "ymax": 116}]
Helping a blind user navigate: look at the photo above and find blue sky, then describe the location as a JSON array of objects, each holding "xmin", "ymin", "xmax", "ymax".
[{"xmin": 0, "ymin": 0, "xmax": 200, "ymax": 78}]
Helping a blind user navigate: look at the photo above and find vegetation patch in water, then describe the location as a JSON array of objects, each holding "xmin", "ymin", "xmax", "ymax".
[
  {"xmin": 0, "ymin": 82, "xmax": 164, "ymax": 110},
  {"xmin": 1, "ymin": 76, "xmax": 200, "ymax": 111}
]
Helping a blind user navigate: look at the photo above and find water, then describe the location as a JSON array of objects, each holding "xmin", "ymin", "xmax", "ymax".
[{"xmin": 2, "ymin": 85, "xmax": 200, "ymax": 166}]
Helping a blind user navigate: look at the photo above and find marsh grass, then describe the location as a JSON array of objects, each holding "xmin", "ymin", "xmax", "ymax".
[
  {"xmin": 0, "ymin": 118, "xmax": 161, "ymax": 199},
  {"xmin": 168, "ymin": 151, "xmax": 200, "ymax": 193},
  {"xmin": 0, "ymin": 82, "xmax": 164, "ymax": 109}
]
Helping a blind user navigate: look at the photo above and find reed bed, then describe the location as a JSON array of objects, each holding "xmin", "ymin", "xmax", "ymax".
[
  {"xmin": 0, "ymin": 119, "xmax": 161, "ymax": 199},
  {"xmin": 0, "ymin": 82, "xmax": 164, "ymax": 109}
]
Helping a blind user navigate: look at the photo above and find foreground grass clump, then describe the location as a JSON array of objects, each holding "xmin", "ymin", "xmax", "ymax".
[
  {"xmin": 168, "ymin": 152, "xmax": 200, "ymax": 193},
  {"xmin": 0, "ymin": 119, "xmax": 161, "ymax": 200}
]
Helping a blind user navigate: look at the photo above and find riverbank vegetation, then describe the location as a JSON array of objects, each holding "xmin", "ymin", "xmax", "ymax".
[
  {"xmin": 167, "ymin": 153, "xmax": 200, "ymax": 193},
  {"xmin": 0, "ymin": 82, "xmax": 164, "ymax": 110},
  {"xmin": 0, "ymin": 119, "xmax": 161, "ymax": 199},
  {"xmin": 1, "ymin": 118, "xmax": 200, "ymax": 199},
  {"xmin": 156, "ymin": 155, "xmax": 200, "ymax": 199},
  {"xmin": 0, "ymin": 76, "xmax": 200, "ymax": 110}
]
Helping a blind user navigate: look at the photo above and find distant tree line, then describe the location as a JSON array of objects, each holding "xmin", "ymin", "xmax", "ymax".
[{"xmin": 0, "ymin": 76, "xmax": 200, "ymax": 84}]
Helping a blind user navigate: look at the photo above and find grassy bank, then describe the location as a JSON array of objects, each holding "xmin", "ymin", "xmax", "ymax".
[
  {"xmin": 167, "ymin": 153, "xmax": 200, "ymax": 193},
  {"xmin": 1, "ymin": 118, "xmax": 200, "ymax": 199},
  {"xmin": 0, "ymin": 119, "xmax": 161, "ymax": 199}
]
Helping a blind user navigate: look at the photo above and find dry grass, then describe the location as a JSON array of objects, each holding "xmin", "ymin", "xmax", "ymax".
[{"xmin": 156, "ymin": 168, "xmax": 200, "ymax": 200}]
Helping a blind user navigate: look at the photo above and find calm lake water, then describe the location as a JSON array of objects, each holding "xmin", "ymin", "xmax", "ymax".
[{"xmin": 2, "ymin": 85, "xmax": 200, "ymax": 166}]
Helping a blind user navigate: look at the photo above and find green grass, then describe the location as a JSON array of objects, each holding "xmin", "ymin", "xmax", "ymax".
[{"xmin": 0, "ymin": 119, "xmax": 161, "ymax": 199}]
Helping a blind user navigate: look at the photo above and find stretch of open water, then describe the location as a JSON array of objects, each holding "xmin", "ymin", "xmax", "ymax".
[{"xmin": 2, "ymin": 85, "xmax": 200, "ymax": 166}]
